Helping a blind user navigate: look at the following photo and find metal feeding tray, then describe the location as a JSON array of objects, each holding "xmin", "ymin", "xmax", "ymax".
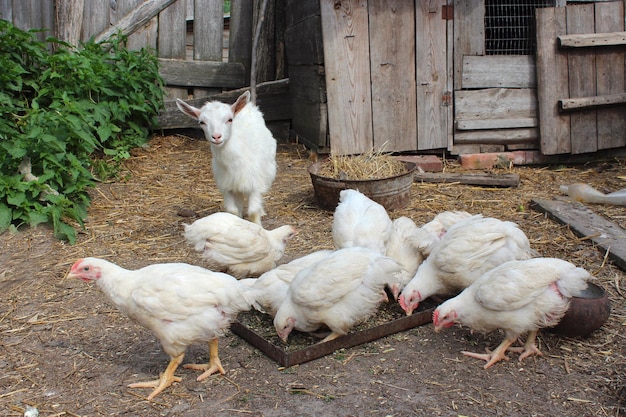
[{"xmin": 230, "ymin": 298, "xmax": 439, "ymax": 368}]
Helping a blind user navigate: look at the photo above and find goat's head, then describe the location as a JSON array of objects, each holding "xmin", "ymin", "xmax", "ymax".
[{"xmin": 176, "ymin": 91, "xmax": 250, "ymax": 147}]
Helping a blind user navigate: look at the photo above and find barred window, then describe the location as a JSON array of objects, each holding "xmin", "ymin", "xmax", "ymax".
[{"xmin": 485, "ymin": 0, "xmax": 554, "ymax": 55}]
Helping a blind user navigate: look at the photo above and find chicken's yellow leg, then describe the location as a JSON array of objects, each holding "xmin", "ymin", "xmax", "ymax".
[
  {"xmin": 183, "ymin": 338, "xmax": 225, "ymax": 381},
  {"xmin": 462, "ymin": 336, "xmax": 516, "ymax": 369},
  {"xmin": 508, "ymin": 330, "xmax": 543, "ymax": 362},
  {"xmin": 319, "ymin": 332, "xmax": 343, "ymax": 343},
  {"xmin": 128, "ymin": 353, "xmax": 184, "ymax": 400}
]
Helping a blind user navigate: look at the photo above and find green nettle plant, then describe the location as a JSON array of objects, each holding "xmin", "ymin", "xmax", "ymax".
[{"xmin": 0, "ymin": 19, "xmax": 164, "ymax": 243}]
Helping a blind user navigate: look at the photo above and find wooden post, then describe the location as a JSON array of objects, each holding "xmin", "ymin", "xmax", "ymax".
[{"xmin": 55, "ymin": 0, "xmax": 84, "ymax": 46}]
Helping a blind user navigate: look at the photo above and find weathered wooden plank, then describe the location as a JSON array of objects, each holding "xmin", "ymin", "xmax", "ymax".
[
  {"xmin": 567, "ymin": 4, "xmax": 597, "ymax": 154},
  {"xmin": 8, "ymin": 0, "xmax": 53, "ymax": 41},
  {"xmin": 455, "ymin": 88, "xmax": 537, "ymax": 125},
  {"xmin": 536, "ymin": 7, "xmax": 571, "ymax": 155},
  {"xmin": 158, "ymin": 0, "xmax": 187, "ymax": 101},
  {"xmin": 559, "ymin": 93, "xmax": 626, "ymax": 110},
  {"xmin": 287, "ymin": 66, "xmax": 327, "ymax": 150},
  {"xmin": 558, "ymin": 31, "xmax": 626, "ymax": 48},
  {"xmin": 190, "ymin": 0, "xmax": 224, "ymax": 99},
  {"xmin": 453, "ymin": 0, "xmax": 484, "ymax": 91},
  {"xmin": 416, "ymin": 0, "xmax": 447, "ymax": 151},
  {"xmin": 285, "ymin": 0, "xmax": 320, "ymax": 26},
  {"xmin": 445, "ymin": 0, "xmax": 453, "ymax": 150},
  {"xmin": 229, "ymin": 0, "xmax": 253, "ymax": 82},
  {"xmin": 96, "ymin": 0, "xmax": 175, "ymax": 44},
  {"xmin": 461, "ymin": 55, "xmax": 536, "ymax": 89},
  {"xmin": 320, "ymin": 0, "xmax": 372, "ymax": 155},
  {"xmin": 285, "ymin": 0, "xmax": 326, "ymax": 149},
  {"xmin": 291, "ymin": 99, "xmax": 329, "ymax": 150},
  {"xmin": 414, "ymin": 172, "xmax": 520, "ymax": 187},
  {"xmin": 454, "ymin": 128, "xmax": 538, "ymax": 144},
  {"xmin": 456, "ymin": 118, "xmax": 537, "ymax": 131},
  {"xmin": 595, "ymin": 2, "xmax": 626, "ymax": 150},
  {"xmin": 0, "ymin": 0, "xmax": 12, "ymax": 21},
  {"xmin": 369, "ymin": 0, "xmax": 416, "ymax": 152},
  {"xmin": 193, "ymin": 0, "xmax": 223, "ymax": 61},
  {"xmin": 158, "ymin": 78, "xmax": 290, "ymax": 128},
  {"xmin": 40, "ymin": 0, "xmax": 54, "ymax": 41},
  {"xmin": 12, "ymin": 1, "xmax": 35, "ymax": 32},
  {"xmin": 158, "ymin": 58, "xmax": 245, "ymax": 88},
  {"xmin": 531, "ymin": 198, "xmax": 626, "ymax": 272},
  {"xmin": 284, "ymin": 15, "xmax": 324, "ymax": 66},
  {"xmin": 82, "ymin": 0, "xmax": 110, "ymax": 40},
  {"xmin": 253, "ymin": 0, "xmax": 277, "ymax": 86},
  {"xmin": 158, "ymin": 1, "xmax": 187, "ymax": 60}
]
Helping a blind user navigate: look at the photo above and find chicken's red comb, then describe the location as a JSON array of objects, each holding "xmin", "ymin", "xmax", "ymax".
[
  {"xmin": 432, "ymin": 309, "xmax": 440, "ymax": 325},
  {"xmin": 70, "ymin": 258, "xmax": 85, "ymax": 272},
  {"xmin": 398, "ymin": 294, "xmax": 406, "ymax": 311}
]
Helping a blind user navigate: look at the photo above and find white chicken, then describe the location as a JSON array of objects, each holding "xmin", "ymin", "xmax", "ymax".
[
  {"xmin": 331, "ymin": 189, "xmax": 392, "ymax": 254},
  {"xmin": 274, "ymin": 247, "xmax": 403, "ymax": 343},
  {"xmin": 384, "ymin": 216, "xmax": 424, "ymax": 300},
  {"xmin": 183, "ymin": 212, "xmax": 297, "ymax": 278},
  {"xmin": 249, "ymin": 249, "xmax": 333, "ymax": 317},
  {"xmin": 399, "ymin": 215, "xmax": 533, "ymax": 315},
  {"xmin": 432, "ymin": 257, "xmax": 592, "ymax": 368},
  {"xmin": 67, "ymin": 257, "xmax": 253, "ymax": 400},
  {"xmin": 411, "ymin": 211, "xmax": 473, "ymax": 257}
]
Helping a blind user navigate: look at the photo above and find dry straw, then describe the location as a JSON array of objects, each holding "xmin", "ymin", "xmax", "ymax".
[{"xmin": 318, "ymin": 144, "xmax": 407, "ymax": 181}]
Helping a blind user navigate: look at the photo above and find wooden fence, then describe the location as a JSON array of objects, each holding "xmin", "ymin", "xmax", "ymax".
[{"xmin": 0, "ymin": 0, "xmax": 291, "ymax": 139}]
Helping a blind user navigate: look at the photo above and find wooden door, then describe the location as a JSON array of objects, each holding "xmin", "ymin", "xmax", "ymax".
[
  {"xmin": 536, "ymin": 2, "xmax": 626, "ymax": 155},
  {"xmin": 452, "ymin": 0, "xmax": 557, "ymax": 154},
  {"xmin": 416, "ymin": 0, "xmax": 451, "ymax": 151},
  {"xmin": 320, "ymin": 0, "xmax": 450, "ymax": 155}
]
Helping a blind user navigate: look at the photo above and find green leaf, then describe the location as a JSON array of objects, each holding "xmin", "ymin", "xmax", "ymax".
[
  {"xmin": 53, "ymin": 216, "xmax": 77, "ymax": 244},
  {"xmin": 0, "ymin": 203, "xmax": 11, "ymax": 231},
  {"xmin": 6, "ymin": 191, "xmax": 26, "ymax": 206},
  {"xmin": 27, "ymin": 210, "xmax": 49, "ymax": 227}
]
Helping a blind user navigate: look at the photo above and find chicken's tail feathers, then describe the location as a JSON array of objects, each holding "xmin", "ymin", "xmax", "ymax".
[
  {"xmin": 408, "ymin": 227, "xmax": 437, "ymax": 255},
  {"xmin": 183, "ymin": 223, "xmax": 209, "ymax": 252},
  {"xmin": 237, "ymin": 279, "xmax": 259, "ymax": 312},
  {"xmin": 557, "ymin": 266, "xmax": 594, "ymax": 298}
]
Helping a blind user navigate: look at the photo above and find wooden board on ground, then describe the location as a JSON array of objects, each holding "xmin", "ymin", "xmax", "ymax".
[
  {"xmin": 531, "ymin": 198, "xmax": 626, "ymax": 271},
  {"xmin": 414, "ymin": 172, "xmax": 520, "ymax": 187}
]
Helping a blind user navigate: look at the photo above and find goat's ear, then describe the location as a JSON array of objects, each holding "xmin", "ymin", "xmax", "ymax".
[
  {"xmin": 232, "ymin": 91, "xmax": 250, "ymax": 115},
  {"xmin": 176, "ymin": 99, "xmax": 201, "ymax": 120}
]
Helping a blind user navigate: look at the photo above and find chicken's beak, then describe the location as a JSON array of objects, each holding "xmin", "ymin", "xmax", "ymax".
[
  {"xmin": 390, "ymin": 284, "xmax": 400, "ymax": 301},
  {"xmin": 64, "ymin": 269, "xmax": 76, "ymax": 282}
]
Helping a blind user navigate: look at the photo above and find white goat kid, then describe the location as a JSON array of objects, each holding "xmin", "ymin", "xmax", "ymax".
[{"xmin": 176, "ymin": 91, "xmax": 277, "ymax": 225}]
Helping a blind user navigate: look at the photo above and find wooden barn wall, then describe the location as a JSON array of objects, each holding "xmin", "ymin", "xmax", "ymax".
[
  {"xmin": 319, "ymin": 0, "xmax": 449, "ymax": 156},
  {"xmin": 0, "ymin": 0, "xmax": 292, "ymax": 141},
  {"xmin": 536, "ymin": 1, "xmax": 626, "ymax": 155},
  {"xmin": 284, "ymin": 0, "xmax": 328, "ymax": 152}
]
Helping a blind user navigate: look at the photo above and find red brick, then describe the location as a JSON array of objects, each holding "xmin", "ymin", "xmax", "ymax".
[
  {"xmin": 458, "ymin": 152, "xmax": 515, "ymax": 170},
  {"xmin": 511, "ymin": 150, "xmax": 550, "ymax": 165},
  {"xmin": 395, "ymin": 155, "xmax": 443, "ymax": 172}
]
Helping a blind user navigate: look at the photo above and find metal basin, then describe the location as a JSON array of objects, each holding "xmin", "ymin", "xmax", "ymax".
[{"xmin": 308, "ymin": 160, "xmax": 416, "ymax": 211}]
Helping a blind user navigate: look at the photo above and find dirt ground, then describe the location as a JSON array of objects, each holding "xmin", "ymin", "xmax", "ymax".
[{"xmin": 1, "ymin": 134, "xmax": 625, "ymax": 417}]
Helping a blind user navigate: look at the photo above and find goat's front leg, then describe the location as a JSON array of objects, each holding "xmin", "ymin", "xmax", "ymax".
[
  {"xmin": 222, "ymin": 191, "xmax": 244, "ymax": 218},
  {"xmin": 247, "ymin": 191, "xmax": 265, "ymax": 225}
]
